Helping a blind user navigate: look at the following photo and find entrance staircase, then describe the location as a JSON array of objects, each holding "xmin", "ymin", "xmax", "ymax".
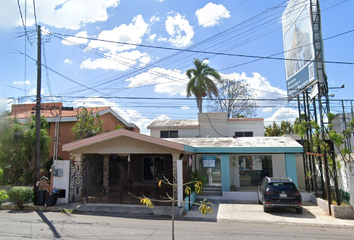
[{"xmin": 199, "ymin": 186, "xmax": 222, "ymax": 197}]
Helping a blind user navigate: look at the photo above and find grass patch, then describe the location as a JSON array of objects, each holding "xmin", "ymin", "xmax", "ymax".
[{"xmin": 61, "ymin": 208, "xmax": 73, "ymax": 214}]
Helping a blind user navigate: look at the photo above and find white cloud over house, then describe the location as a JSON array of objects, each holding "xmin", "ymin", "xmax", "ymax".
[
  {"xmin": 220, "ymin": 72, "xmax": 287, "ymax": 99},
  {"xmin": 165, "ymin": 13, "xmax": 194, "ymax": 47},
  {"xmin": 195, "ymin": 3, "xmax": 230, "ymax": 27},
  {"xmin": 0, "ymin": 0, "xmax": 120, "ymax": 30},
  {"xmin": 88, "ymin": 15, "xmax": 149, "ymax": 53},
  {"xmin": 264, "ymin": 107, "xmax": 298, "ymax": 125},
  {"xmin": 126, "ymin": 67, "xmax": 188, "ymax": 96},
  {"xmin": 29, "ymin": 88, "xmax": 44, "ymax": 95}
]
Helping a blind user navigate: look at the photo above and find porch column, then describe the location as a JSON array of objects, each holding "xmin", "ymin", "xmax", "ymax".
[
  {"xmin": 221, "ymin": 154, "xmax": 230, "ymax": 191},
  {"xmin": 73, "ymin": 153, "xmax": 83, "ymax": 200},
  {"xmin": 103, "ymin": 155, "xmax": 109, "ymax": 195},
  {"xmin": 172, "ymin": 153, "xmax": 181, "ymax": 205},
  {"xmin": 285, "ymin": 154, "xmax": 298, "ymax": 186},
  {"xmin": 177, "ymin": 160, "xmax": 183, "ymax": 207}
]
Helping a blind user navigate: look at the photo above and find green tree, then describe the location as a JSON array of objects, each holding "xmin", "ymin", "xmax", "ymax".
[
  {"xmin": 71, "ymin": 108, "xmax": 103, "ymax": 141},
  {"xmin": 265, "ymin": 120, "xmax": 294, "ymax": 136},
  {"xmin": 0, "ymin": 116, "xmax": 50, "ymax": 185},
  {"xmin": 186, "ymin": 58, "xmax": 222, "ymax": 113},
  {"xmin": 294, "ymin": 113, "xmax": 354, "ymax": 206},
  {"xmin": 207, "ymin": 79, "xmax": 258, "ymax": 118}
]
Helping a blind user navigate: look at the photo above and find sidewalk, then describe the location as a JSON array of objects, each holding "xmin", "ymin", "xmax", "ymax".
[
  {"xmin": 184, "ymin": 200, "xmax": 354, "ymax": 227},
  {"xmin": 1, "ymin": 200, "xmax": 354, "ymax": 227}
]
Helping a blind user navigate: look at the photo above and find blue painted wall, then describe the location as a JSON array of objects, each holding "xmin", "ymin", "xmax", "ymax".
[
  {"xmin": 285, "ymin": 154, "xmax": 298, "ymax": 186},
  {"xmin": 221, "ymin": 154, "xmax": 230, "ymax": 191}
]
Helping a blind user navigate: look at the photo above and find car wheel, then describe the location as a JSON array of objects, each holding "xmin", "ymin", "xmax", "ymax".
[
  {"xmin": 257, "ymin": 193, "xmax": 262, "ymax": 204},
  {"xmin": 263, "ymin": 199, "xmax": 269, "ymax": 213},
  {"xmin": 296, "ymin": 207, "xmax": 302, "ymax": 214}
]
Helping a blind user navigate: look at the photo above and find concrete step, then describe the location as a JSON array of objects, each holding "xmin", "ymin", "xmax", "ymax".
[{"xmin": 200, "ymin": 186, "xmax": 222, "ymax": 196}]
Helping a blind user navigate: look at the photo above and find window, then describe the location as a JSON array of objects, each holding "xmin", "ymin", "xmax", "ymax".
[
  {"xmin": 160, "ymin": 130, "xmax": 178, "ymax": 138},
  {"xmin": 238, "ymin": 155, "xmax": 272, "ymax": 187},
  {"xmin": 143, "ymin": 157, "xmax": 165, "ymax": 181},
  {"xmin": 235, "ymin": 131, "xmax": 253, "ymax": 137}
]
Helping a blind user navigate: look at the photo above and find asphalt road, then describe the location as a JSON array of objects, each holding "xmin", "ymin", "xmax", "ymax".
[{"xmin": 0, "ymin": 210, "xmax": 353, "ymax": 240}]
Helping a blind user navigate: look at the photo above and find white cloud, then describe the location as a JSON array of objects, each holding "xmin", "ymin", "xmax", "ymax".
[
  {"xmin": 13, "ymin": 80, "xmax": 31, "ymax": 85},
  {"xmin": 126, "ymin": 67, "xmax": 188, "ymax": 96},
  {"xmin": 64, "ymin": 59, "xmax": 73, "ymax": 64},
  {"xmin": 195, "ymin": 3, "xmax": 230, "ymax": 27},
  {"xmin": 157, "ymin": 0, "xmax": 165, "ymax": 2},
  {"xmin": 88, "ymin": 15, "xmax": 149, "ymax": 52},
  {"xmin": 181, "ymin": 105, "xmax": 190, "ymax": 110},
  {"xmin": 220, "ymin": 72, "xmax": 287, "ymax": 99},
  {"xmin": 156, "ymin": 114, "xmax": 169, "ymax": 120},
  {"xmin": 264, "ymin": 107, "xmax": 298, "ymax": 124},
  {"xmin": 262, "ymin": 108, "xmax": 273, "ymax": 113},
  {"xmin": 62, "ymin": 31, "xmax": 89, "ymax": 45},
  {"xmin": 80, "ymin": 50, "xmax": 151, "ymax": 71},
  {"xmin": 150, "ymin": 15, "xmax": 160, "ymax": 23},
  {"xmin": 158, "ymin": 37, "xmax": 168, "ymax": 42},
  {"xmin": 165, "ymin": 13, "xmax": 194, "ymax": 47},
  {"xmin": 29, "ymin": 88, "xmax": 44, "ymax": 95},
  {"xmin": 1, "ymin": 0, "xmax": 120, "ymax": 30},
  {"xmin": 147, "ymin": 34, "xmax": 157, "ymax": 43}
]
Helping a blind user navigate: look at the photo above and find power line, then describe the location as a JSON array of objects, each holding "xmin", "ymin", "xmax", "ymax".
[
  {"xmin": 14, "ymin": 49, "xmax": 106, "ymax": 96},
  {"xmin": 17, "ymin": 0, "xmax": 32, "ymax": 45},
  {"xmin": 51, "ymin": 32, "xmax": 354, "ymax": 65}
]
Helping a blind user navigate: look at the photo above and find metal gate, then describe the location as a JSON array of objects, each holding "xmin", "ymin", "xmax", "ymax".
[{"xmin": 76, "ymin": 154, "xmax": 173, "ymax": 204}]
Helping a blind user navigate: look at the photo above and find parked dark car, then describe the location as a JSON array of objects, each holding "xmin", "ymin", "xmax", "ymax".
[{"xmin": 257, "ymin": 177, "xmax": 302, "ymax": 213}]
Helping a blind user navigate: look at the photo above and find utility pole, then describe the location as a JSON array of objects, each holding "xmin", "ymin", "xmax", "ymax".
[{"xmin": 34, "ymin": 25, "xmax": 41, "ymax": 205}]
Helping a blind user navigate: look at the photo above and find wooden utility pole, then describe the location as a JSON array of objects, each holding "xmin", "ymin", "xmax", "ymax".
[{"xmin": 34, "ymin": 25, "xmax": 41, "ymax": 205}]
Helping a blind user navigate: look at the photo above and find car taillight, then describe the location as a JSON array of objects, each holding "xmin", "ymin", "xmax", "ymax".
[
  {"xmin": 295, "ymin": 191, "xmax": 300, "ymax": 196},
  {"xmin": 266, "ymin": 188, "xmax": 274, "ymax": 195}
]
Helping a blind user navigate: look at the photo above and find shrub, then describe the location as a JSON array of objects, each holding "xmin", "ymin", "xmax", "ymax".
[
  {"xmin": 7, "ymin": 187, "xmax": 33, "ymax": 209},
  {"xmin": 0, "ymin": 189, "xmax": 9, "ymax": 205},
  {"xmin": 0, "ymin": 168, "xmax": 3, "ymax": 185}
]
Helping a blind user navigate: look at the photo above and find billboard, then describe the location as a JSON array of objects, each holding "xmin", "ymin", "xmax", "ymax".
[{"xmin": 282, "ymin": 0, "xmax": 327, "ymax": 98}]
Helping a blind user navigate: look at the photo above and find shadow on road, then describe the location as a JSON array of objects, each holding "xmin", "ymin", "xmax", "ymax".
[
  {"xmin": 36, "ymin": 211, "xmax": 61, "ymax": 238},
  {"xmin": 266, "ymin": 206, "xmax": 317, "ymax": 218}
]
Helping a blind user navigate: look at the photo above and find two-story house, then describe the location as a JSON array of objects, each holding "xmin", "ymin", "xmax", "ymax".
[
  {"xmin": 9, "ymin": 102, "xmax": 139, "ymax": 160},
  {"xmin": 147, "ymin": 112, "xmax": 304, "ymax": 200}
]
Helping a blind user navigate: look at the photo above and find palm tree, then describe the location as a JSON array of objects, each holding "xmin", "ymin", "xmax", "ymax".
[{"xmin": 186, "ymin": 58, "xmax": 222, "ymax": 113}]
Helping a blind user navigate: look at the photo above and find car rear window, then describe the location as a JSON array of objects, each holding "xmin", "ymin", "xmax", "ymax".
[{"xmin": 269, "ymin": 182, "xmax": 296, "ymax": 191}]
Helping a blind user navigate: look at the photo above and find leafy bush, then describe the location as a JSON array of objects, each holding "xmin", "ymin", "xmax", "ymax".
[
  {"xmin": 7, "ymin": 187, "xmax": 33, "ymax": 209},
  {"xmin": 0, "ymin": 168, "xmax": 3, "ymax": 185},
  {"xmin": 0, "ymin": 189, "xmax": 9, "ymax": 205}
]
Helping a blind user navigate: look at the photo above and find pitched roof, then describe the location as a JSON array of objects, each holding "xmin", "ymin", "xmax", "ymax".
[{"xmin": 62, "ymin": 129, "xmax": 185, "ymax": 152}]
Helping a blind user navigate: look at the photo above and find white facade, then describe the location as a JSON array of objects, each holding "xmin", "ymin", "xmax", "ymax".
[
  {"xmin": 150, "ymin": 127, "xmax": 199, "ymax": 138},
  {"xmin": 148, "ymin": 112, "xmax": 264, "ymax": 138}
]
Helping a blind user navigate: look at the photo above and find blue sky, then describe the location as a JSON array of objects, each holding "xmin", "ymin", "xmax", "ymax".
[{"xmin": 0, "ymin": 0, "xmax": 353, "ymax": 134}]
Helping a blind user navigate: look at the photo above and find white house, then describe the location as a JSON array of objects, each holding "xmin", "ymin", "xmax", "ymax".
[{"xmin": 147, "ymin": 113, "xmax": 305, "ymax": 201}]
